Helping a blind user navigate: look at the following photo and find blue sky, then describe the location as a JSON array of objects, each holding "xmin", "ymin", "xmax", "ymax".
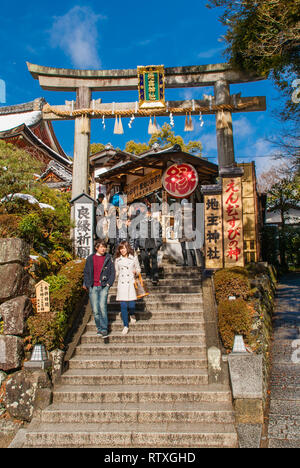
[{"xmin": 0, "ymin": 0, "xmax": 285, "ymax": 174}]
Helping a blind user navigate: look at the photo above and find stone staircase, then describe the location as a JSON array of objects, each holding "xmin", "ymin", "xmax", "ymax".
[{"xmin": 20, "ymin": 262, "xmax": 238, "ymax": 448}]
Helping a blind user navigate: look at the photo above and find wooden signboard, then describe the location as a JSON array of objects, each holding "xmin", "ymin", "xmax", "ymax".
[
  {"xmin": 204, "ymin": 193, "xmax": 223, "ymax": 269},
  {"xmin": 222, "ymin": 177, "xmax": 244, "ymax": 267},
  {"xmin": 125, "ymin": 170, "xmax": 162, "ymax": 203},
  {"xmin": 239, "ymin": 162, "xmax": 258, "ymax": 263},
  {"xmin": 35, "ymin": 280, "xmax": 50, "ymax": 313}
]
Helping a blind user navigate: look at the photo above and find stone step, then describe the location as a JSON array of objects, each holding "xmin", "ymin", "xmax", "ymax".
[
  {"xmin": 106, "ymin": 310, "xmax": 204, "ymax": 320},
  {"xmin": 109, "ymin": 286, "xmax": 202, "ymax": 295},
  {"xmin": 13, "ymin": 259, "xmax": 239, "ymax": 450},
  {"xmin": 108, "ymin": 294, "xmax": 203, "ymax": 305},
  {"xmin": 74, "ymin": 343, "xmax": 207, "ymax": 357},
  {"xmin": 60, "ymin": 368, "xmax": 209, "ymax": 386},
  {"xmin": 24, "ymin": 421, "xmax": 237, "ymax": 448},
  {"xmin": 101, "ymin": 312, "xmax": 204, "ymax": 323},
  {"xmin": 41, "ymin": 401, "xmax": 234, "ymax": 424},
  {"xmin": 156, "ymin": 271, "xmax": 201, "ymax": 279},
  {"xmin": 68, "ymin": 355, "xmax": 207, "ymax": 370},
  {"xmin": 108, "ymin": 304, "xmax": 202, "ymax": 313},
  {"xmin": 108, "ymin": 297, "xmax": 203, "ymax": 306},
  {"xmin": 158, "ymin": 266, "xmax": 201, "ymax": 272},
  {"xmin": 52, "ymin": 384, "xmax": 231, "ymax": 404},
  {"xmin": 81, "ymin": 330, "xmax": 206, "ymax": 345},
  {"xmin": 142, "ymin": 278, "xmax": 201, "ymax": 287},
  {"xmin": 103, "ymin": 319, "xmax": 204, "ymax": 332}
]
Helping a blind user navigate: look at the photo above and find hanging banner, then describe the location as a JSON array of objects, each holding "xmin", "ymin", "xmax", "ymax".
[
  {"xmin": 137, "ymin": 65, "xmax": 165, "ymax": 109},
  {"xmin": 162, "ymin": 163, "xmax": 198, "ymax": 198},
  {"xmin": 204, "ymin": 194, "xmax": 223, "ymax": 269},
  {"xmin": 222, "ymin": 177, "xmax": 244, "ymax": 267}
]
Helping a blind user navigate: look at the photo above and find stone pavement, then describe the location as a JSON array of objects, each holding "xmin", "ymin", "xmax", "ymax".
[{"xmin": 268, "ymin": 273, "xmax": 300, "ymax": 448}]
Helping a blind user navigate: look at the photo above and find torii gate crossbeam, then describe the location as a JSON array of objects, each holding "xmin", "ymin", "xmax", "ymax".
[{"xmin": 27, "ymin": 62, "xmax": 266, "ymax": 200}]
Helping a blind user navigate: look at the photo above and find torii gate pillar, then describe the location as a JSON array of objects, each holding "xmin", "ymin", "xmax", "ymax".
[
  {"xmin": 72, "ymin": 87, "xmax": 91, "ymax": 199},
  {"xmin": 214, "ymin": 79, "xmax": 235, "ymax": 170}
]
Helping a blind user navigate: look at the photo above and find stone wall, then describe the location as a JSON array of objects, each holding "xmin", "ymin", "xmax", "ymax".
[
  {"xmin": 0, "ymin": 239, "xmax": 54, "ymax": 424},
  {"xmin": 0, "ymin": 239, "xmax": 33, "ymax": 371}
]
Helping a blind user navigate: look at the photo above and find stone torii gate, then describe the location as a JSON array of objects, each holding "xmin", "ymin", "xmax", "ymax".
[{"xmin": 27, "ymin": 62, "xmax": 266, "ymax": 202}]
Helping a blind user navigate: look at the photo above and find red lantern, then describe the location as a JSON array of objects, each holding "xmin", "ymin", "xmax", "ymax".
[{"xmin": 162, "ymin": 163, "xmax": 198, "ymax": 198}]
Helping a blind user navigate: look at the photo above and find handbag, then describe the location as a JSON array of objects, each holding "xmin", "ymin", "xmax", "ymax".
[{"xmin": 134, "ymin": 273, "xmax": 149, "ymax": 299}]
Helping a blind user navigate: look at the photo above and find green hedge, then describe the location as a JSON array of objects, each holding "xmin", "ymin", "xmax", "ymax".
[{"xmin": 27, "ymin": 259, "xmax": 86, "ymax": 351}]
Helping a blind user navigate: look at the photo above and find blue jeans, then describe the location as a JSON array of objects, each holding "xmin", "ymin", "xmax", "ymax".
[
  {"xmin": 120, "ymin": 301, "xmax": 136, "ymax": 327},
  {"xmin": 89, "ymin": 285, "xmax": 110, "ymax": 333}
]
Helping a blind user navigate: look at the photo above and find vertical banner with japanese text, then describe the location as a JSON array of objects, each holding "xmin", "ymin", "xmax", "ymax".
[
  {"xmin": 222, "ymin": 177, "xmax": 244, "ymax": 267},
  {"xmin": 75, "ymin": 203, "xmax": 94, "ymax": 259},
  {"xmin": 204, "ymin": 194, "xmax": 223, "ymax": 269}
]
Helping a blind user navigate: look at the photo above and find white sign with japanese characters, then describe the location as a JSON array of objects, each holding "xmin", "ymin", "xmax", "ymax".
[{"xmin": 74, "ymin": 203, "xmax": 94, "ymax": 258}]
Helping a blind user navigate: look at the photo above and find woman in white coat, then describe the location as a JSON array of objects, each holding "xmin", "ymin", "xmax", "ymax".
[{"xmin": 115, "ymin": 241, "xmax": 141, "ymax": 335}]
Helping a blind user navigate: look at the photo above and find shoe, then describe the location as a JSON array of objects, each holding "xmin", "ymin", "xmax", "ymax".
[
  {"xmin": 130, "ymin": 316, "xmax": 136, "ymax": 324},
  {"xmin": 152, "ymin": 279, "xmax": 159, "ymax": 285},
  {"xmin": 122, "ymin": 327, "xmax": 129, "ymax": 335},
  {"xmin": 101, "ymin": 331, "xmax": 109, "ymax": 338}
]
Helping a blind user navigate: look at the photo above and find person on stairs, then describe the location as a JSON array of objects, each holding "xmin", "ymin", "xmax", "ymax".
[
  {"xmin": 83, "ymin": 240, "xmax": 115, "ymax": 337},
  {"xmin": 115, "ymin": 241, "xmax": 141, "ymax": 335},
  {"xmin": 137, "ymin": 207, "xmax": 163, "ymax": 285}
]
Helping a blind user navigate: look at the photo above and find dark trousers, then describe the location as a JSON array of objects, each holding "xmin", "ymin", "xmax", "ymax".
[
  {"xmin": 140, "ymin": 248, "xmax": 159, "ymax": 281},
  {"xmin": 181, "ymin": 242, "xmax": 197, "ymax": 266}
]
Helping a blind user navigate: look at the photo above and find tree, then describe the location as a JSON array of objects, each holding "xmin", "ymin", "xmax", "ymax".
[
  {"xmin": 125, "ymin": 123, "xmax": 203, "ymax": 156},
  {"xmin": 124, "ymin": 140, "xmax": 149, "ymax": 155},
  {"xmin": 90, "ymin": 143, "xmax": 105, "ymax": 154},
  {"xmin": 90, "ymin": 143, "xmax": 122, "ymax": 155},
  {"xmin": 0, "ymin": 140, "xmax": 42, "ymax": 204},
  {"xmin": 207, "ymin": 0, "xmax": 300, "ymax": 120},
  {"xmin": 260, "ymin": 163, "xmax": 300, "ymax": 267}
]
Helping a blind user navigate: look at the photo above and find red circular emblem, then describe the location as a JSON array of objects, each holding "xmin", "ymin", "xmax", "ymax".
[{"xmin": 162, "ymin": 163, "xmax": 198, "ymax": 198}]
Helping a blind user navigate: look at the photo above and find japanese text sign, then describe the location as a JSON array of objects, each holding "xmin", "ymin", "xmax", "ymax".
[
  {"xmin": 126, "ymin": 170, "xmax": 162, "ymax": 203},
  {"xmin": 137, "ymin": 65, "xmax": 165, "ymax": 109},
  {"xmin": 35, "ymin": 280, "xmax": 50, "ymax": 314},
  {"xmin": 75, "ymin": 203, "xmax": 94, "ymax": 259},
  {"xmin": 204, "ymin": 194, "xmax": 223, "ymax": 269},
  {"xmin": 222, "ymin": 177, "xmax": 244, "ymax": 267}
]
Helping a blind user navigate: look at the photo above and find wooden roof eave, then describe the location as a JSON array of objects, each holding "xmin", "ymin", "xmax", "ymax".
[
  {"xmin": 0, "ymin": 123, "xmax": 72, "ymax": 168},
  {"xmin": 96, "ymin": 151, "xmax": 218, "ymax": 184}
]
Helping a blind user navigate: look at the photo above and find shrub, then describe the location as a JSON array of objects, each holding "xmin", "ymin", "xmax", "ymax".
[
  {"xmin": 18, "ymin": 211, "xmax": 44, "ymax": 246},
  {"xmin": 45, "ymin": 274, "xmax": 69, "ymax": 293},
  {"xmin": 27, "ymin": 259, "xmax": 86, "ymax": 351},
  {"xmin": 214, "ymin": 267, "xmax": 250, "ymax": 304},
  {"xmin": 27, "ymin": 312, "xmax": 64, "ymax": 350},
  {"xmin": 218, "ymin": 298, "xmax": 254, "ymax": 351},
  {"xmin": 0, "ymin": 214, "xmax": 21, "ymax": 237}
]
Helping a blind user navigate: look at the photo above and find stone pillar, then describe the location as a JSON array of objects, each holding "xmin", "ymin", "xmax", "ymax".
[
  {"xmin": 214, "ymin": 79, "xmax": 235, "ymax": 169},
  {"xmin": 72, "ymin": 87, "xmax": 92, "ymax": 201}
]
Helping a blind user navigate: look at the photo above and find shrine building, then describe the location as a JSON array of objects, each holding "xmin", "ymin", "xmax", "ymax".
[
  {"xmin": 90, "ymin": 145, "xmax": 262, "ymax": 266},
  {"xmin": 0, "ymin": 98, "xmax": 72, "ymax": 191}
]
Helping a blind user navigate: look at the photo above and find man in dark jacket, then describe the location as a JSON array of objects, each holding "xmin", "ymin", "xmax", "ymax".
[
  {"xmin": 83, "ymin": 240, "xmax": 115, "ymax": 337},
  {"xmin": 138, "ymin": 209, "xmax": 163, "ymax": 285}
]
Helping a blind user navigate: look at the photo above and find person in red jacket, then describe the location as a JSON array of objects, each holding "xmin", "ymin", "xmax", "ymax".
[{"xmin": 83, "ymin": 240, "xmax": 115, "ymax": 337}]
